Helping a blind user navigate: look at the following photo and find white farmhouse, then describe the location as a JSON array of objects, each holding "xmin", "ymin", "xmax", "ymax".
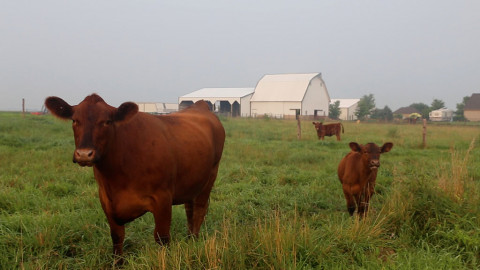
[
  {"xmin": 179, "ymin": 88, "xmax": 254, "ymax": 117},
  {"xmin": 250, "ymin": 73, "xmax": 330, "ymax": 119},
  {"xmin": 330, "ymin": 99, "xmax": 360, "ymax": 120}
]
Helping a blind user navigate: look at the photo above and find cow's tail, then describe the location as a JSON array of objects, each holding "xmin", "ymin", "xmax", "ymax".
[{"xmin": 341, "ymin": 123, "xmax": 344, "ymax": 133}]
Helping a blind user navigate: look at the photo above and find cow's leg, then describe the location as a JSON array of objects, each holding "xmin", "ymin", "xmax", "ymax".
[
  {"xmin": 185, "ymin": 201, "xmax": 194, "ymax": 235},
  {"xmin": 342, "ymin": 185, "xmax": 356, "ymax": 216},
  {"xmin": 336, "ymin": 133, "xmax": 341, "ymax": 141},
  {"xmin": 107, "ymin": 217, "xmax": 126, "ymax": 258},
  {"xmin": 152, "ymin": 197, "xmax": 173, "ymax": 245},
  {"xmin": 189, "ymin": 166, "xmax": 219, "ymax": 236},
  {"xmin": 98, "ymin": 189, "xmax": 125, "ymax": 262}
]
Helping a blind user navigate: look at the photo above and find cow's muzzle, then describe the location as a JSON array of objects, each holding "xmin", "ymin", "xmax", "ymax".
[
  {"xmin": 369, "ymin": 160, "xmax": 380, "ymax": 170},
  {"xmin": 73, "ymin": 148, "xmax": 96, "ymax": 167}
]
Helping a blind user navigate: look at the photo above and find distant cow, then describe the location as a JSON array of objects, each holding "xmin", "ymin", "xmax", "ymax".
[
  {"xmin": 312, "ymin": 122, "xmax": 344, "ymax": 141},
  {"xmin": 337, "ymin": 142, "xmax": 393, "ymax": 216},
  {"xmin": 45, "ymin": 94, "xmax": 225, "ymax": 261}
]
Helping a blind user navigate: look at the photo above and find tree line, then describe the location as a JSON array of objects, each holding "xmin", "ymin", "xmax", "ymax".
[{"xmin": 328, "ymin": 94, "xmax": 470, "ymax": 121}]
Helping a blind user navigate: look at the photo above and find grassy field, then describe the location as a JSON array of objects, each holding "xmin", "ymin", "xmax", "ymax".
[{"xmin": 1, "ymin": 112, "xmax": 480, "ymax": 269}]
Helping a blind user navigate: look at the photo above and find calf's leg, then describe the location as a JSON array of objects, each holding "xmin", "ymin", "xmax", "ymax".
[{"xmin": 342, "ymin": 186, "xmax": 356, "ymax": 216}]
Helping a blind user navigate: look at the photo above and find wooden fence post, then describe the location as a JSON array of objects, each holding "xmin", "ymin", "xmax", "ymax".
[
  {"xmin": 22, "ymin": 98, "xmax": 25, "ymax": 118},
  {"xmin": 297, "ymin": 118, "xmax": 301, "ymax": 140},
  {"xmin": 422, "ymin": 118, "xmax": 427, "ymax": 148}
]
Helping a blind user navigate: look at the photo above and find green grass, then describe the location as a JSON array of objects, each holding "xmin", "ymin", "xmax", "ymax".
[{"xmin": 1, "ymin": 113, "xmax": 480, "ymax": 269}]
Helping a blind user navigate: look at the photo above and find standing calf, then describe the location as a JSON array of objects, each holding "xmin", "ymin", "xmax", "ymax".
[
  {"xmin": 337, "ymin": 142, "xmax": 393, "ymax": 216},
  {"xmin": 312, "ymin": 122, "xmax": 344, "ymax": 141}
]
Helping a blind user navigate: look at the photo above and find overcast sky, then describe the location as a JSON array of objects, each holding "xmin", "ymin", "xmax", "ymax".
[{"xmin": 1, "ymin": 1, "xmax": 479, "ymax": 111}]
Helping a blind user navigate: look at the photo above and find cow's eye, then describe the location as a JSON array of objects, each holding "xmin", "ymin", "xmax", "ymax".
[
  {"xmin": 72, "ymin": 119, "xmax": 79, "ymax": 126},
  {"xmin": 103, "ymin": 120, "xmax": 113, "ymax": 126}
]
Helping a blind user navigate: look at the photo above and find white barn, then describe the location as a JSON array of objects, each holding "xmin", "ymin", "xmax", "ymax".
[
  {"xmin": 330, "ymin": 99, "xmax": 360, "ymax": 120},
  {"xmin": 178, "ymin": 88, "xmax": 254, "ymax": 117},
  {"xmin": 250, "ymin": 73, "xmax": 330, "ymax": 119}
]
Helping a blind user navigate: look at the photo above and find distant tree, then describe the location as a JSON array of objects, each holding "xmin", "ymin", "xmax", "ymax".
[
  {"xmin": 409, "ymin": 102, "xmax": 430, "ymax": 119},
  {"xmin": 431, "ymin": 99, "xmax": 446, "ymax": 110},
  {"xmin": 329, "ymin": 100, "xmax": 341, "ymax": 120},
  {"xmin": 371, "ymin": 106, "xmax": 393, "ymax": 122},
  {"xmin": 454, "ymin": 96, "xmax": 470, "ymax": 121},
  {"xmin": 355, "ymin": 94, "xmax": 376, "ymax": 121},
  {"xmin": 382, "ymin": 106, "xmax": 393, "ymax": 121}
]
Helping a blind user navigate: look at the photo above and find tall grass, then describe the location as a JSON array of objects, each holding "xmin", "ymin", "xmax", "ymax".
[{"xmin": 1, "ymin": 113, "xmax": 480, "ymax": 269}]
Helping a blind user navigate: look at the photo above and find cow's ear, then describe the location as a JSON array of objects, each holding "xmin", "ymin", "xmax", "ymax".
[
  {"xmin": 349, "ymin": 142, "xmax": 362, "ymax": 152},
  {"xmin": 381, "ymin": 142, "xmax": 393, "ymax": 153},
  {"xmin": 312, "ymin": 122, "xmax": 315, "ymax": 125},
  {"xmin": 114, "ymin": 102, "xmax": 138, "ymax": 123},
  {"xmin": 45, "ymin": 96, "xmax": 73, "ymax": 119}
]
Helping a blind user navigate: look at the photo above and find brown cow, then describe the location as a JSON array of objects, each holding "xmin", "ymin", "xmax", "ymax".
[
  {"xmin": 312, "ymin": 122, "xmax": 344, "ymax": 141},
  {"xmin": 337, "ymin": 142, "xmax": 393, "ymax": 216},
  {"xmin": 45, "ymin": 94, "xmax": 225, "ymax": 261}
]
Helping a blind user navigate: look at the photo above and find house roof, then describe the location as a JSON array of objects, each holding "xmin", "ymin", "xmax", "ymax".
[
  {"xmin": 250, "ymin": 73, "xmax": 324, "ymax": 102},
  {"xmin": 180, "ymin": 88, "xmax": 254, "ymax": 99},
  {"xmin": 331, "ymin": 99, "xmax": 360, "ymax": 108},
  {"xmin": 393, "ymin": 107, "xmax": 421, "ymax": 114},
  {"xmin": 464, "ymin": 93, "xmax": 480, "ymax": 110}
]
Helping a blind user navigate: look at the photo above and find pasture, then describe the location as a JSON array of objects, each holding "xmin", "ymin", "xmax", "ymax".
[{"xmin": 1, "ymin": 112, "xmax": 480, "ymax": 269}]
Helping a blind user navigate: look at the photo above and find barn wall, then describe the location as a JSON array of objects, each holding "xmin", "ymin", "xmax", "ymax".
[
  {"xmin": 251, "ymin": 101, "xmax": 301, "ymax": 118},
  {"xmin": 240, "ymin": 94, "xmax": 253, "ymax": 117},
  {"xmin": 301, "ymin": 77, "xmax": 329, "ymax": 117},
  {"xmin": 339, "ymin": 104, "xmax": 359, "ymax": 120},
  {"xmin": 137, "ymin": 103, "xmax": 158, "ymax": 113},
  {"xmin": 339, "ymin": 108, "xmax": 349, "ymax": 120},
  {"xmin": 465, "ymin": 110, "xmax": 480, "ymax": 121}
]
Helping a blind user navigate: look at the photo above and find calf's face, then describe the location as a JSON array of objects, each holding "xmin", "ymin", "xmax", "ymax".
[
  {"xmin": 349, "ymin": 142, "xmax": 393, "ymax": 170},
  {"xmin": 45, "ymin": 94, "xmax": 138, "ymax": 166},
  {"xmin": 312, "ymin": 122, "xmax": 323, "ymax": 131}
]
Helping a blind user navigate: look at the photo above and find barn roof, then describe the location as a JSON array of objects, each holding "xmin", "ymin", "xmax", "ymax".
[
  {"xmin": 393, "ymin": 107, "xmax": 420, "ymax": 114},
  {"xmin": 180, "ymin": 88, "xmax": 254, "ymax": 99},
  {"xmin": 331, "ymin": 99, "xmax": 360, "ymax": 108},
  {"xmin": 464, "ymin": 93, "xmax": 480, "ymax": 110},
  {"xmin": 250, "ymin": 73, "xmax": 323, "ymax": 102}
]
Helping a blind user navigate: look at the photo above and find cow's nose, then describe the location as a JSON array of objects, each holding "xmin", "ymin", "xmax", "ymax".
[
  {"xmin": 74, "ymin": 148, "xmax": 96, "ymax": 166},
  {"xmin": 369, "ymin": 160, "xmax": 380, "ymax": 168}
]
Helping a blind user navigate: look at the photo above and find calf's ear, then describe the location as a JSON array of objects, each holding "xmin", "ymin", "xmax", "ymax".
[
  {"xmin": 114, "ymin": 102, "xmax": 138, "ymax": 123},
  {"xmin": 349, "ymin": 142, "xmax": 362, "ymax": 152},
  {"xmin": 381, "ymin": 142, "xmax": 393, "ymax": 153},
  {"xmin": 45, "ymin": 97, "xmax": 73, "ymax": 119}
]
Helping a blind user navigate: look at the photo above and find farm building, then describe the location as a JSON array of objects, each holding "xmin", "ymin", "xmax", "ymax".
[
  {"xmin": 330, "ymin": 99, "xmax": 360, "ymax": 120},
  {"xmin": 393, "ymin": 107, "xmax": 421, "ymax": 119},
  {"xmin": 464, "ymin": 93, "xmax": 480, "ymax": 121},
  {"xmin": 429, "ymin": 108, "xmax": 453, "ymax": 122},
  {"xmin": 178, "ymin": 88, "xmax": 254, "ymax": 117},
  {"xmin": 250, "ymin": 73, "xmax": 330, "ymax": 119},
  {"xmin": 136, "ymin": 102, "xmax": 178, "ymax": 114}
]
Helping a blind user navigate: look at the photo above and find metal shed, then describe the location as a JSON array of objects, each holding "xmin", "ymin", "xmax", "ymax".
[{"xmin": 179, "ymin": 88, "xmax": 254, "ymax": 117}]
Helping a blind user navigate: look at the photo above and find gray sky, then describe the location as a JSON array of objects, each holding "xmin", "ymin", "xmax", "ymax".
[{"xmin": 1, "ymin": 1, "xmax": 479, "ymax": 111}]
